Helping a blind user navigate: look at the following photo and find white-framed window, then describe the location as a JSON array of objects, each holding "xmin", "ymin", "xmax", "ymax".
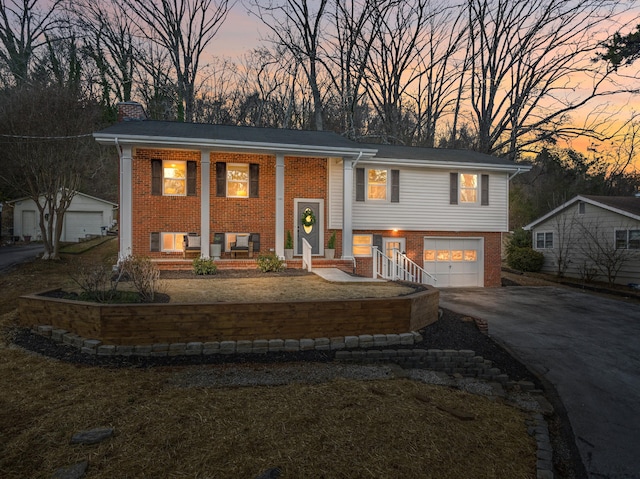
[
  {"xmin": 353, "ymin": 234, "xmax": 373, "ymax": 256},
  {"xmin": 578, "ymin": 201, "xmax": 585, "ymax": 214},
  {"xmin": 163, "ymin": 161, "xmax": 186, "ymax": 196},
  {"xmin": 535, "ymin": 232, "xmax": 553, "ymax": 249},
  {"xmin": 227, "ymin": 163, "xmax": 249, "ymax": 197},
  {"xmin": 459, "ymin": 173, "xmax": 478, "ymax": 203},
  {"xmin": 367, "ymin": 169, "xmax": 388, "ymax": 200},
  {"xmin": 615, "ymin": 229, "xmax": 640, "ymax": 249},
  {"xmin": 161, "ymin": 232, "xmax": 187, "ymax": 252}
]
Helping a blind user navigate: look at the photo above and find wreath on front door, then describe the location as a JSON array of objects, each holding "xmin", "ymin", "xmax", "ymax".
[{"xmin": 301, "ymin": 208, "xmax": 316, "ymax": 227}]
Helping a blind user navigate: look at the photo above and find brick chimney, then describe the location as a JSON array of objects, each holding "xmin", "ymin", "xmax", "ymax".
[{"xmin": 117, "ymin": 101, "xmax": 147, "ymax": 122}]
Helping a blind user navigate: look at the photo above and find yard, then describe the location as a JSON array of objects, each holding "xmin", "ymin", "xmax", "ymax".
[{"xmin": 0, "ymin": 239, "xmax": 537, "ymax": 478}]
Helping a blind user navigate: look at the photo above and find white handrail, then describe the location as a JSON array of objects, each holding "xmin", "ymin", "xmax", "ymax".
[
  {"xmin": 302, "ymin": 238, "xmax": 312, "ymax": 272},
  {"xmin": 373, "ymin": 246, "xmax": 436, "ymax": 284}
]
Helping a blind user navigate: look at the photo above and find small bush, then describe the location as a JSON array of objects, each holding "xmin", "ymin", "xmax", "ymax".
[
  {"xmin": 256, "ymin": 252, "xmax": 285, "ymax": 272},
  {"xmin": 327, "ymin": 231, "xmax": 336, "ymax": 249},
  {"xmin": 507, "ymin": 247, "xmax": 544, "ymax": 272},
  {"xmin": 120, "ymin": 255, "xmax": 161, "ymax": 302},
  {"xmin": 70, "ymin": 262, "xmax": 120, "ymax": 303},
  {"xmin": 193, "ymin": 257, "xmax": 217, "ymax": 275}
]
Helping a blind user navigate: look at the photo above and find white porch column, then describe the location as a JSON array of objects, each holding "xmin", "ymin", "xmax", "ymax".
[
  {"xmin": 119, "ymin": 145, "xmax": 133, "ymax": 261},
  {"xmin": 275, "ymin": 153, "xmax": 285, "ymax": 258},
  {"xmin": 200, "ymin": 150, "xmax": 211, "ymax": 258},
  {"xmin": 342, "ymin": 157, "xmax": 355, "ymax": 260}
]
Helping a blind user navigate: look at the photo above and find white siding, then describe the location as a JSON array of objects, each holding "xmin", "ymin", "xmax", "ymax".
[
  {"xmin": 533, "ymin": 201, "xmax": 640, "ymax": 285},
  {"xmin": 328, "ymin": 160, "xmax": 509, "ymax": 232}
]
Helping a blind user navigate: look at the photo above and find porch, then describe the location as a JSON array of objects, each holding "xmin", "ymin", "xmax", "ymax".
[{"xmin": 153, "ymin": 257, "xmax": 356, "ymax": 273}]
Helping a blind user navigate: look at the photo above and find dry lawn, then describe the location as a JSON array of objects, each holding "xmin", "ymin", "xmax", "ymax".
[{"xmin": 0, "ymin": 239, "xmax": 537, "ymax": 478}]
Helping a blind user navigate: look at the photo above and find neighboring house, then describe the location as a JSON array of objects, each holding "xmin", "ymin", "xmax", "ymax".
[
  {"xmin": 524, "ymin": 195, "xmax": 640, "ymax": 285},
  {"xmin": 10, "ymin": 191, "xmax": 118, "ymax": 242},
  {"xmin": 93, "ymin": 102, "xmax": 528, "ymax": 287}
]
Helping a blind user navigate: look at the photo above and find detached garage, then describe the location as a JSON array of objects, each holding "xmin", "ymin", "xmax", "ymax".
[
  {"xmin": 423, "ymin": 237, "xmax": 484, "ymax": 287},
  {"xmin": 10, "ymin": 192, "xmax": 117, "ymax": 242}
]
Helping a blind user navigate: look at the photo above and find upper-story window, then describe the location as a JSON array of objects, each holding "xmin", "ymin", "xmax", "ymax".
[
  {"xmin": 368, "ymin": 169, "xmax": 387, "ymax": 200},
  {"xmin": 227, "ymin": 164, "xmax": 249, "ymax": 197},
  {"xmin": 163, "ymin": 161, "xmax": 186, "ymax": 196},
  {"xmin": 355, "ymin": 167, "xmax": 399, "ymax": 202},
  {"xmin": 450, "ymin": 172, "xmax": 489, "ymax": 205},
  {"xmin": 459, "ymin": 173, "xmax": 478, "ymax": 203},
  {"xmin": 151, "ymin": 159, "xmax": 196, "ymax": 196},
  {"xmin": 216, "ymin": 162, "xmax": 259, "ymax": 198}
]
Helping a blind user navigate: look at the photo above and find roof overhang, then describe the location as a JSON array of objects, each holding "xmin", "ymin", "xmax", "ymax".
[
  {"xmin": 93, "ymin": 132, "xmax": 378, "ymax": 159},
  {"xmin": 523, "ymin": 194, "xmax": 640, "ymax": 230},
  {"xmin": 360, "ymin": 156, "xmax": 531, "ymax": 173}
]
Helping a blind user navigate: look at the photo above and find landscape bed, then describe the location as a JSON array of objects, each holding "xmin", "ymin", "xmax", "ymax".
[{"xmin": 18, "ymin": 286, "xmax": 439, "ymax": 346}]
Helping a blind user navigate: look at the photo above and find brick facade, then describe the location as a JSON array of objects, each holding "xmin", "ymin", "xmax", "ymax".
[{"xmin": 129, "ymin": 147, "xmax": 502, "ymax": 287}]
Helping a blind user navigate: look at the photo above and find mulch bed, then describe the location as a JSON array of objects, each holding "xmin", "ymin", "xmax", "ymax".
[{"xmin": 11, "ymin": 308, "xmax": 539, "ymax": 386}]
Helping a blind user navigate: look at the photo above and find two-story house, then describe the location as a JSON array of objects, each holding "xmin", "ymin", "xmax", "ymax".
[{"xmin": 93, "ymin": 102, "xmax": 528, "ymax": 287}]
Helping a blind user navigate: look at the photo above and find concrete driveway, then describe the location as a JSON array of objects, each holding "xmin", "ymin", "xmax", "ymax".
[{"xmin": 439, "ymin": 287, "xmax": 640, "ymax": 479}]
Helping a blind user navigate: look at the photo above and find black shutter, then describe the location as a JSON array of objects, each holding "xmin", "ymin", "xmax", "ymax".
[
  {"xmin": 481, "ymin": 174, "xmax": 489, "ymax": 205},
  {"xmin": 151, "ymin": 159, "xmax": 162, "ymax": 195},
  {"xmin": 249, "ymin": 163, "xmax": 259, "ymax": 198},
  {"xmin": 391, "ymin": 169, "xmax": 400, "ymax": 203},
  {"xmin": 250, "ymin": 233, "xmax": 260, "ymax": 252},
  {"xmin": 450, "ymin": 173, "xmax": 458, "ymax": 205},
  {"xmin": 216, "ymin": 162, "xmax": 226, "ymax": 197},
  {"xmin": 356, "ymin": 167, "xmax": 365, "ymax": 201},
  {"xmin": 150, "ymin": 232, "xmax": 160, "ymax": 252},
  {"xmin": 372, "ymin": 234, "xmax": 383, "ymax": 254},
  {"xmin": 187, "ymin": 161, "xmax": 197, "ymax": 196}
]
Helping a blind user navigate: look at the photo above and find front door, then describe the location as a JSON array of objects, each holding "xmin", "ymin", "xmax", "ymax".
[{"xmin": 296, "ymin": 200, "xmax": 321, "ymax": 255}]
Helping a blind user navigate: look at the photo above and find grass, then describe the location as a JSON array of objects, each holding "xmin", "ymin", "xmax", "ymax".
[{"xmin": 0, "ymin": 240, "xmax": 537, "ymax": 478}]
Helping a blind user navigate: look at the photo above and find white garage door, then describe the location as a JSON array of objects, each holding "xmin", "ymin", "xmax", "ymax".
[
  {"xmin": 64, "ymin": 211, "xmax": 104, "ymax": 242},
  {"xmin": 423, "ymin": 238, "xmax": 483, "ymax": 287}
]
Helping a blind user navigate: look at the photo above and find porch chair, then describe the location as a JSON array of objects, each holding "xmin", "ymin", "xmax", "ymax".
[
  {"xmin": 182, "ymin": 233, "xmax": 201, "ymax": 258},
  {"xmin": 230, "ymin": 234, "xmax": 253, "ymax": 258}
]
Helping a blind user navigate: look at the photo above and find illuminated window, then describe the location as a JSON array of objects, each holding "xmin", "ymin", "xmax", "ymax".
[
  {"xmin": 436, "ymin": 250, "xmax": 450, "ymax": 261},
  {"xmin": 161, "ymin": 232, "xmax": 187, "ymax": 252},
  {"xmin": 368, "ymin": 169, "xmax": 387, "ymax": 200},
  {"xmin": 424, "ymin": 250, "xmax": 435, "ymax": 261},
  {"xmin": 163, "ymin": 161, "xmax": 186, "ymax": 195},
  {"xmin": 227, "ymin": 164, "xmax": 249, "ymax": 197},
  {"xmin": 459, "ymin": 173, "xmax": 478, "ymax": 203},
  {"xmin": 353, "ymin": 234, "xmax": 373, "ymax": 256},
  {"xmin": 451, "ymin": 250, "xmax": 463, "ymax": 261},
  {"xmin": 464, "ymin": 250, "xmax": 477, "ymax": 261}
]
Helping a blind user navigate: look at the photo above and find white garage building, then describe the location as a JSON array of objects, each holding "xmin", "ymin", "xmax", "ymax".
[{"xmin": 11, "ymin": 191, "xmax": 117, "ymax": 242}]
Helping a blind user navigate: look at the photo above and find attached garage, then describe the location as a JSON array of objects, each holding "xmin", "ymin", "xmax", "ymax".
[{"xmin": 423, "ymin": 237, "xmax": 484, "ymax": 287}]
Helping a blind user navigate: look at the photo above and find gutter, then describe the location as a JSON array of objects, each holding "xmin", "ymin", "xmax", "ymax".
[{"xmin": 508, "ymin": 167, "xmax": 522, "ymax": 181}]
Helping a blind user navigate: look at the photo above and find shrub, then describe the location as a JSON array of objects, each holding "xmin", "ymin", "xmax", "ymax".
[
  {"xmin": 257, "ymin": 252, "xmax": 285, "ymax": 272},
  {"xmin": 70, "ymin": 262, "xmax": 121, "ymax": 302},
  {"xmin": 327, "ymin": 231, "xmax": 336, "ymax": 249},
  {"xmin": 120, "ymin": 255, "xmax": 161, "ymax": 302},
  {"xmin": 193, "ymin": 257, "xmax": 217, "ymax": 275},
  {"xmin": 285, "ymin": 230, "xmax": 293, "ymax": 249},
  {"xmin": 506, "ymin": 228, "xmax": 532, "ymax": 253},
  {"xmin": 507, "ymin": 247, "xmax": 544, "ymax": 272}
]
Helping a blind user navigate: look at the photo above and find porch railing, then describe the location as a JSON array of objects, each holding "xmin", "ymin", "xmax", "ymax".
[
  {"xmin": 372, "ymin": 247, "xmax": 436, "ymax": 285},
  {"xmin": 302, "ymin": 238, "xmax": 312, "ymax": 272}
]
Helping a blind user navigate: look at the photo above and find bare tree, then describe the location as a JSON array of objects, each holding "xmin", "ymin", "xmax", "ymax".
[
  {"xmin": 121, "ymin": 0, "xmax": 231, "ymax": 122},
  {"xmin": 0, "ymin": 0, "xmax": 63, "ymax": 86},
  {"xmin": 66, "ymin": 0, "xmax": 138, "ymax": 107},
  {"xmin": 577, "ymin": 219, "xmax": 639, "ymax": 286},
  {"xmin": 248, "ymin": 0, "xmax": 329, "ymax": 130},
  {"xmin": 550, "ymin": 209, "xmax": 576, "ymax": 277},
  {"xmin": 0, "ymin": 85, "xmax": 105, "ymax": 259},
  {"xmin": 462, "ymin": 0, "xmax": 635, "ymax": 160}
]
